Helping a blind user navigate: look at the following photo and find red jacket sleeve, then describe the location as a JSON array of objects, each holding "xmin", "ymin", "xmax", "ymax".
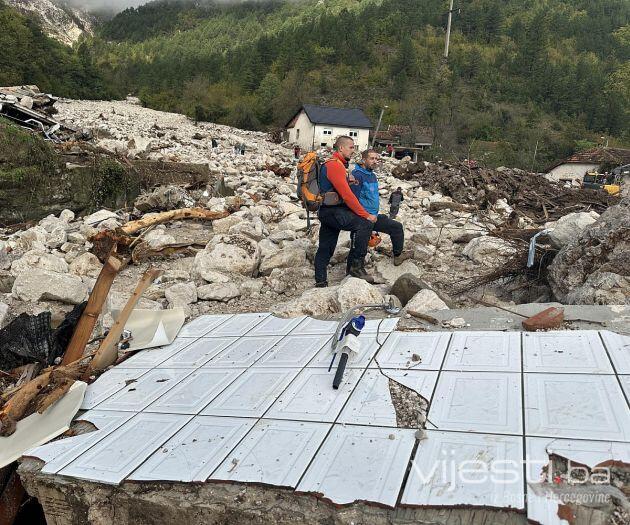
[{"xmin": 326, "ymin": 161, "xmax": 370, "ymax": 219}]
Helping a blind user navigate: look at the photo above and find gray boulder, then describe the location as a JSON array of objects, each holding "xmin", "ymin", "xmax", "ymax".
[{"xmin": 12, "ymin": 270, "xmax": 88, "ymax": 304}]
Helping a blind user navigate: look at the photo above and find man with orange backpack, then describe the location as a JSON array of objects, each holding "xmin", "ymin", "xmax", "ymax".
[{"xmin": 312, "ymin": 136, "xmax": 377, "ymax": 287}]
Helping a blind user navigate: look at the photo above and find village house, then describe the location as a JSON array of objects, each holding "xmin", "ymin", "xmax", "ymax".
[
  {"xmin": 546, "ymin": 147, "xmax": 630, "ymax": 184},
  {"xmin": 285, "ymin": 104, "xmax": 372, "ymax": 151}
]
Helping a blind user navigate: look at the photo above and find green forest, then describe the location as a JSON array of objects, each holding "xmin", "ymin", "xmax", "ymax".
[{"xmin": 2, "ymin": 0, "xmax": 629, "ymax": 170}]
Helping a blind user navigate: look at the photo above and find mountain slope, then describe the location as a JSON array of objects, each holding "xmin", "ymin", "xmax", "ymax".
[
  {"xmin": 6, "ymin": 0, "xmax": 94, "ymax": 45},
  {"xmin": 0, "ymin": 1, "xmax": 108, "ymax": 97}
]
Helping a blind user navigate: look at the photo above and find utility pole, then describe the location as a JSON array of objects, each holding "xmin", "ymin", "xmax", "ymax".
[
  {"xmin": 371, "ymin": 105, "xmax": 388, "ymax": 147},
  {"xmin": 443, "ymin": 0, "xmax": 454, "ymax": 60}
]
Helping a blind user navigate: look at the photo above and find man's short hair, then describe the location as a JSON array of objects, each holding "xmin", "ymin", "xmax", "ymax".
[
  {"xmin": 334, "ymin": 136, "xmax": 354, "ymax": 149},
  {"xmin": 361, "ymin": 149, "xmax": 378, "ymax": 159}
]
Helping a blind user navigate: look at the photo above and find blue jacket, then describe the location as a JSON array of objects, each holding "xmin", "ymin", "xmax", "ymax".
[{"xmin": 351, "ymin": 164, "xmax": 380, "ymax": 215}]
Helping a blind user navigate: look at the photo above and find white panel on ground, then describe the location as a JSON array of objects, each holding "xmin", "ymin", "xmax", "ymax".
[
  {"xmin": 620, "ymin": 375, "xmax": 630, "ymax": 400},
  {"xmin": 177, "ymin": 314, "xmax": 233, "ymax": 338},
  {"xmin": 600, "ymin": 330, "xmax": 630, "ymax": 374},
  {"xmin": 338, "ymin": 370, "xmax": 438, "ymax": 427},
  {"xmin": 308, "ymin": 335, "xmax": 384, "ymax": 369},
  {"xmin": 28, "ymin": 411, "xmax": 134, "ymax": 474},
  {"xmin": 290, "ymin": 317, "xmax": 337, "ymax": 335},
  {"xmin": 523, "ymin": 331, "xmax": 613, "ymax": 374},
  {"xmin": 96, "ymin": 369, "xmax": 192, "ymax": 412},
  {"xmin": 402, "ymin": 430, "xmax": 524, "ymax": 509},
  {"xmin": 362, "ymin": 317, "xmax": 400, "ymax": 333},
  {"xmin": 373, "ymin": 332, "xmax": 450, "ymax": 370},
  {"xmin": 201, "ymin": 368, "xmax": 300, "ymax": 417},
  {"xmin": 81, "ymin": 368, "xmax": 151, "ymax": 409},
  {"xmin": 207, "ymin": 312, "xmax": 270, "ymax": 337},
  {"xmin": 266, "ymin": 368, "xmax": 361, "ymax": 422},
  {"xmin": 443, "ymin": 331, "xmax": 521, "ymax": 372},
  {"xmin": 212, "ymin": 419, "xmax": 330, "ymax": 487},
  {"xmin": 253, "ymin": 335, "xmax": 331, "ymax": 368},
  {"xmin": 129, "ymin": 416, "xmax": 255, "ymax": 482},
  {"xmin": 59, "ymin": 412, "xmax": 191, "ymax": 484},
  {"xmin": 524, "ymin": 373, "xmax": 630, "ymax": 441},
  {"xmin": 247, "ymin": 315, "xmax": 306, "ymax": 337},
  {"xmin": 204, "ymin": 336, "xmax": 282, "ymax": 368},
  {"xmin": 146, "ymin": 369, "xmax": 244, "ymax": 414},
  {"xmin": 158, "ymin": 337, "xmax": 237, "ymax": 368},
  {"xmin": 120, "ymin": 338, "xmax": 197, "ymax": 369},
  {"xmin": 429, "ymin": 371, "xmax": 522, "ymax": 435},
  {"xmin": 297, "ymin": 425, "xmax": 416, "ymax": 507}
]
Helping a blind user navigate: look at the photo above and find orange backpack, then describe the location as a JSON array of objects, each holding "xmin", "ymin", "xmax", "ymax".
[{"xmin": 296, "ymin": 151, "xmax": 323, "ymax": 212}]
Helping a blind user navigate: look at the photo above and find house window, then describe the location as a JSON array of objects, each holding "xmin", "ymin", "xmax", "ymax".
[
  {"xmin": 296, "ymin": 129, "xmax": 300, "ymax": 139},
  {"xmin": 323, "ymin": 129, "xmax": 333, "ymax": 135},
  {"xmin": 349, "ymin": 130, "xmax": 358, "ymax": 138},
  {"xmin": 321, "ymin": 143, "xmax": 328, "ymax": 147}
]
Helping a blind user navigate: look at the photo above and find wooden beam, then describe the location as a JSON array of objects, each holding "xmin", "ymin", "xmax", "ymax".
[
  {"xmin": 120, "ymin": 208, "xmax": 229, "ymax": 235},
  {"xmin": 61, "ymin": 255, "xmax": 123, "ymax": 365},
  {"xmin": 0, "ymin": 470, "xmax": 25, "ymax": 525},
  {"xmin": 86, "ymin": 268, "xmax": 163, "ymax": 375}
]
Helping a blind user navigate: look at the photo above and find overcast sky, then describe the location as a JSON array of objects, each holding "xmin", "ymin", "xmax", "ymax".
[{"xmin": 63, "ymin": 0, "xmax": 149, "ymax": 13}]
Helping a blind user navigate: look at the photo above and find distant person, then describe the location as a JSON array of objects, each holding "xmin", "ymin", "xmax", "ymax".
[
  {"xmin": 294, "ymin": 145, "xmax": 301, "ymax": 159},
  {"xmin": 389, "ymin": 187, "xmax": 404, "ymax": 219},
  {"xmin": 240, "ymin": 143, "xmax": 246, "ymax": 155},
  {"xmin": 211, "ymin": 138, "xmax": 218, "ymax": 148},
  {"xmin": 386, "ymin": 143, "xmax": 394, "ymax": 157}
]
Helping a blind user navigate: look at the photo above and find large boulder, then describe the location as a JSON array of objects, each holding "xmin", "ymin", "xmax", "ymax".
[
  {"xmin": 194, "ymin": 234, "xmax": 261, "ymax": 278},
  {"xmin": 273, "ymin": 277, "xmax": 383, "ymax": 317},
  {"xmin": 548, "ymin": 198, "xmax": 629, "ymax": 304},
  {"xmin": 259, "ymin": 248, "xmax": 306, "ymax": 276},
  {"xmin": 134, "ymin": 185, "xmax": 195, "ymax": 213},
  {"xmin": 11, "ymin": 251, "xmax": 68, "ymax": 276},
  {"xmin": 404, "ymin": 290, "xmax": 449, "ymax": 317},
  {"xmin": 462, "ymin": 236, "xmax": 517, "ymax": 265},
  {"xmin": 12, "ymin": 270, "xmax": 88, "ymax": 304},
  {"xmin": 165, "ymin": 282, "xmax": 198, "ymax": 308},
  {"xmin": 546, "ymin": 211, "xmax": 599, "ymax": 249},
  {"xmin": 197, "ymin": 283, "xmax": 241, "ymax": 302},
  {"xmin": 69, "ymin": 252, "xmax": 103, "ymax": 278},
  {"xmin": 390, "ymin": 273, "xmax": 452, "ymax": 307}
]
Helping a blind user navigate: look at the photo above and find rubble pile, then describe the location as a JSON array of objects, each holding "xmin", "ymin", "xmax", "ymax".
[
  {"xmin": 391, "ymin": 160, "xmax": 618, "ymax": 222},
  {"xmin": 1, "ymin": 97, "xmax": 627, "ymax": 339},
  {"xmin": 548, "ymin": 197, "xmax": 630, "ymax": 304}
]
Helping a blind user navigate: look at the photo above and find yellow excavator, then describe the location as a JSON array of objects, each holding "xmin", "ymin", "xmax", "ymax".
[{"xmin": 582, "ymin": 171, "xmax": 623, "ymax": 196}]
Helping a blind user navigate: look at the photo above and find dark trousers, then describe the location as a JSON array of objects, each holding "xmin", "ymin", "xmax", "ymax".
[
  {"xmin": 389, "ymin": 205, "xmax": 400, "ymax": 219},
  {"xmin": 346, "ymin": 214, "xmax": 405, "ymax": 272},
  {"xmin": 314, "ymin": 206, "xmax": 373, "ymax": 283}
]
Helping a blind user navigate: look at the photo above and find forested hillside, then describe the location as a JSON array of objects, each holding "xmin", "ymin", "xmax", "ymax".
[
  {"xmin": 89, "ymin": 0, "xmax": 630, "ymax": 169},
  {"xmin": 0, "ymin": 1, "xmax": 108, "ymax": 98},
  {"xmin": 2, "ymin": 0, "xmax": 628, "ymax": 170}
]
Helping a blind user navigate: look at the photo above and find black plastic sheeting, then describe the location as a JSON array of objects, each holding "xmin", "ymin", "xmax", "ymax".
[{"xmin": 0, "ymin": 303, "xmax": 86, "ymax": 371}]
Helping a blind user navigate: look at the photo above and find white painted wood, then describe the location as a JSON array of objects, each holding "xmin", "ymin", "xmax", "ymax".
[
  {"xmin": 600, "ymin": 330, "xmax": 630, "ymax": 374},
  {"xmin": 207, "ymin": 312, "xmax": 270, "ymax": 337},
  {"xmin": 59, "ymin": 412, "xmax": 191, "ymax": 484},
  {"xmin": 27, "ymin": 410, "xmax": 134, "ymax": 474},
  {"xmin": 204, "ymin": 336, "xmax": 283, "ymax": 368},
  {"xmin": 254, "ymin": 335, "xmax": 331, "ymax": 368},
  {"xmin": 429, "ymin": 371, "xmax": 522, "ymax": 435},
  {"xmin": 402, "ymin": 430, "xmax": 524, "ymax": 509},
  {"xmin": 266, "ymin": 368, "xmax": 361, "ymax": 422},
  {"xmin": 201, "ymin": 368, "xmax": 300, "ymax": 417},
  {"xmin": 247, "ymin": 315, "xmax": 306, "ymax": 337},
  {"xmin": 96, "ymin": 369, "xmax": 193, "ymax": 412},
  {"xmin": 212, "ymin": 420, "xmax": 330, "ymax": 487},
  {"xmin": 297, "ymin": 425, "xmax": 416, "ymax": 507},
  {"xmin": 523, "ymin": 331, "xmax": 613, "ymax": 374},
  {"xmin": 158, "ymin": 337, "xmax": 237, "ymax": 368},
  {"xmin": 129, "ymin": 416, "xmax": 255, "ymax": 482},
  {"xmin": 338, "ymin": 370, "xmax": 438, "ymax": 426},
  {"xmin": 146, "ymin": 369, "xmax": 244, "ymax": 414},
  {"xmin": 82, "ymin": 368, "xmax": 151, "ymax": 409},
  {"xmin": 524, "ymin": 373, "xmax": 630, "ymax": 441},
  {"xmin": 372, "ymin": 332, "xmax": 450, "ymax": 370},
  {"xmin": 443, "ymin": 331, "xmax": 521, "ymax": 372},
  {"xmin": 120, "ymin": 337, "xmax": 197, "ymax": 369},
  {"xmin": 178, "ymin": 314, "xmax": 233, "ymax": 337}
]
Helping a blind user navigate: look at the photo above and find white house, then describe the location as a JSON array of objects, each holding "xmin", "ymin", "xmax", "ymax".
[
  {"xmin": 546, "ymin": 147, "xmax": 630, "ymax": 184},
  {"xmin": 286, "ymin": 104, "xmax": 372, "ymax": 152}
]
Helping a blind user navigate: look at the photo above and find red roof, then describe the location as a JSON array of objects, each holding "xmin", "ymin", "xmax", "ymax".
[{"xmin": 548, "ymin": 147, "xmax": 630, "ymax": 171}]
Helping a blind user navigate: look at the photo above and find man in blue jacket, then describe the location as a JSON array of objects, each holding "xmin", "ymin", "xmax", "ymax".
[{"xmin": 349, "ymin": 149, "xmax": 411, "ymax": 271}]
